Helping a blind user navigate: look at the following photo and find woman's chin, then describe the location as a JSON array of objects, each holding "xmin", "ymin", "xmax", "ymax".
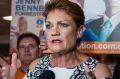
[
  {"xmin": 49, "ymin": 46, "xmax": 62, "ymax": 51},
  {"xmin": 51, "ymin": 50, "xmax": 61, "ymax": 53}
]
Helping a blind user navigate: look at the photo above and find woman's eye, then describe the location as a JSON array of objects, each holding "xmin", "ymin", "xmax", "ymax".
[
  {"xmin": 58, "ymin": 23, "xmax": 69, "ymax": 27},
  {"xmin": 46, "ymin": 24, "xmax": 51, "ymax": 29}
]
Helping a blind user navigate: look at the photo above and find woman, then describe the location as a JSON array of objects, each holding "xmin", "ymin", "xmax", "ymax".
[
  {"xmin": 24, "ymin": 0, "xmax": 111, "ymax": 79},
  {"xmin": 0, "ymin": 0, "xmax": 111, "ymax": 79}
]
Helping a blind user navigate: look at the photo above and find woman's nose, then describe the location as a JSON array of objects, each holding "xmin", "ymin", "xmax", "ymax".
[{"xmin": 51, "ymin": 26, "xmax": 60, "ymax": 36}]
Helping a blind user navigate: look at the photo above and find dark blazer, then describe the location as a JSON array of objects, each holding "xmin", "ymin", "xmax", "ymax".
[
  {"xmin": 81, "ymin": 28, "xmax": 100, "ymax": 41},
  {"xmin": 85, "ymin": 17, "xmax": 120, "ymax": 41},
  {"xmin": 113, "ymin": 62, "xmax": 120, "ymax": 79},
  {"xmin": 107, "ymin": 23, "xmax": 120, "ymax": 41},
  {"xmin": 85, "ymin": 17, "xmax": 103, "ymax": 37}
]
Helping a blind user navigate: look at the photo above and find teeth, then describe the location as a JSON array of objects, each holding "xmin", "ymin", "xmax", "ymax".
[
  {"xmin": 54, "ymin": 41, "xmax": 60, "ymax": 42},
  {"xmin": 53, "ymin": 40, "xmax": 61, "ymax": 43}
]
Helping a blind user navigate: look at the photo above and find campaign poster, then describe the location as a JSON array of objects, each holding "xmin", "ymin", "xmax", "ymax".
[
  {"xmin": 10, "ymin": 0, "xmax": 45, "ymax": 52},
  {"xmin": 73, "ymin": 0, "xmax": 120, "ymax": 54}
]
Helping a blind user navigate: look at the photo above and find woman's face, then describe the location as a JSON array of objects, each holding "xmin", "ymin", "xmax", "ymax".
[{"xmin": 45, "ymin": 9, "xmax": 78, "ymax": 54}]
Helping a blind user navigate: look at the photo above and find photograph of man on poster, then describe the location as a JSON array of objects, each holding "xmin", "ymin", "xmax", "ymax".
[
  {"xmin": 85, "ymin": 0, "xmax": 120, "ymax": 41},
  {"xmin": 10, "ymin": 16, "xmax": 28, "ymax": 49}
]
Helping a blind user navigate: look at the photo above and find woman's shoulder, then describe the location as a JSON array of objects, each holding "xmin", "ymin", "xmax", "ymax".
[
  {"xmin": 82, "ymin": 56, "xmax": 111, "ymax": 78},
  {"xmin": 82, "ymin": 57, "xmax": 99, "ymax": 71},
  {"xmin": 85, "ymin": 57, "xmax": 98, "ymax": 64},
  {"xmin": 29, "ymin": 55, "xmax": 51, "ymax": 71},
  {"xmin": 81, "ymin": 55, "xmax": 99, "ymax": 66},
  {"xmin": 29, "ymin": 58, "xmax": 40, "ymax": 71}
]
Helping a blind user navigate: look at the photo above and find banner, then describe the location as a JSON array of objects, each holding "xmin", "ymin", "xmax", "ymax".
[
  {"xmin": 79, "ymin": 42, "xmax": 120, "ymax": 54},
  {"xmin": 10, "ymin": 0, "xmax": 120, "ymax": 54},
  {"xmin": 10, "ymin": 0, "xmax": 44, "ymax": 52},
  {"xmin": 73, "ymin": 0, "xmax": 120, "ymax": 54}
]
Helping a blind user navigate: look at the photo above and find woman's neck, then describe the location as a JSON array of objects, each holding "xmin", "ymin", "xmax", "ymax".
[{"xmin": 50, "ymin": 50, "xmax": 87, "ymax": 68}]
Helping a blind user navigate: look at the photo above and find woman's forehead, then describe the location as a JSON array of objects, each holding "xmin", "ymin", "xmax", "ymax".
[{"xmin": 46, "ymin": 9, "xmax": 73, "ymax": 20}]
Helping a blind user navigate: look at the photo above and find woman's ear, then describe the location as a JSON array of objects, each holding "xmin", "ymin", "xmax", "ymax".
[{"xmin": 77, "ymin": 25, "xmax": 84, "ymax": 38}]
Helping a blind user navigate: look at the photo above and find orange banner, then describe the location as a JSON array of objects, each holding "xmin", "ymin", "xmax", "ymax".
[{"xmin": 78, "ymin": 42, "xmax": 120, "ymax": 54}]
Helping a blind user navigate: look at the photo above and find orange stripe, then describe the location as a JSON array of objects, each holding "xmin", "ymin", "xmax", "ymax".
[{"xmin": 79, "ymin": 42, "xmax": 120, "ymax": 54}]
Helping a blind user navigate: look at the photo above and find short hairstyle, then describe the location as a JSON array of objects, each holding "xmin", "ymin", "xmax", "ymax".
[
  {"xmin": 17, "ymin": 32, "xmax": 40, "ymax": 49},
  {"xmin": 44, "ymin": 0, "xmax": 85, "ymax": 29}
]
